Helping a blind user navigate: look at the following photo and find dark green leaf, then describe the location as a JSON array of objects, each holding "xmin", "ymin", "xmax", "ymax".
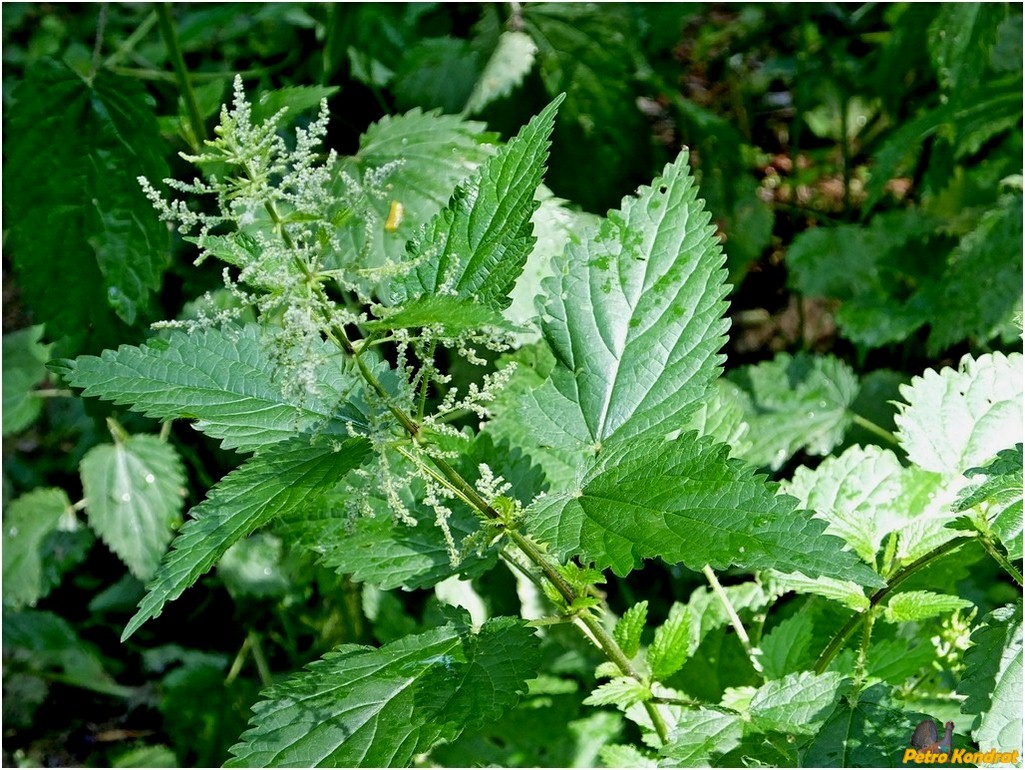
[
  {"xmin": 123, "ymin": 436, "xmax": 372, "ymax": 640},
  {"xmin": 226, "ymin": 616, "xmax": 540, "ymax": 767}
]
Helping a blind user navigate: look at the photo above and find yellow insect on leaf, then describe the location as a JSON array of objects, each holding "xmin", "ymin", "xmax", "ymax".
[{"xmin": 384, "ymin": 201, "xmax": 404, "ymax": 232}]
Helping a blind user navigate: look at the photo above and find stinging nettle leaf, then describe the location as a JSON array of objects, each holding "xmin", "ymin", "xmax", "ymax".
[
  {"xmin": 881, "ymin": 590, "xmax": 974, "ymax": 624},
  {"xmin": 527, "ymin": 433, "xmax": 882, "ymax": 585},
  {"xmin": 226, "ymin": 616, "xmax": 540, "ymax": 767},
  {"xmin": 749, "ymin": 671, "xmax": 849, "ymax": 737},
  {"xmin": 66, "ymin": 324, "xmax": 367, "ymax": 452},
  {"xmin": 392, "ymin": 96, "xmax": 563, "ymax": 310},
  {"xmin": 614, "ymin": 600, "xmax": 649, "ymax": 659},
  {"xmin": 465, "ymin": 30, "xmax": 538, "ymax": 115},
  {"xmin": 123, "ymin": 436, "xmax": 372, "ymax": 640},
  {"xmin": 522, "ymin": 151, "xmax": 729, "ymax": 454},
  {"xmin": 2, "ymin": 326, "xmax": 52, "ymax": 436},
  {"xmin": 80, "ymin": 434, "xmax": 186, "ymax": 581},
  {"xmin": 895, "ymin": 351, "xmax": 1023, "ymax": 478},
  {"xmin": 648, "ymin": 603, "xmax": 690, "ymax": 681},
  {"xmin": 2, "ymin": 489, "xmax": 74, "ymax": 609},
  {"xmin": 954, "ymin": 443, "xmax": 1023, "ymax": 560}
]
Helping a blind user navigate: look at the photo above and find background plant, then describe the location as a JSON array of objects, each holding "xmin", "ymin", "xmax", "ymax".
[{"xmin": 2, "ymin": 3, "xmax": 1021, "ymax": 767}]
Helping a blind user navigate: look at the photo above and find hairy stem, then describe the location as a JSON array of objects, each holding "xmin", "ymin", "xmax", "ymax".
[
  {"xmin": 977, "ymin": 534, "xmax": 1023, "ymax": 587},
  {"xmin": 703, "ymin": 565, "xmax": 764, "ymax": 676},
  {"xmin": 850, "ymin": 413, "xmax": 900, "ymax": 446},
  {"xmin": 156, "ymin": 3, "xmax": 206, "ymax": 148},
  {"xmin": 815, "ymin": 536, "xmax": 969, "ymax": 674}
]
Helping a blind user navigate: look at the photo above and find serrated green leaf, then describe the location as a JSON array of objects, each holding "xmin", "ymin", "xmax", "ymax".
[
  {"xmin": 786, "ymin": 445, "xmax": 909, "ymax": 565},
  {"xmin": 465, "ymin": 30, "xmax": 537, "ymax": 114},
  {"xmin": 67, "ymin": 325, "xmax": 367, "ymax": 452},
  {"xmin": 598, "ymin": 743, "xmax": 657, "ymax": 768},
  {"xmin": 521, "ymin": 152, "xmax": 729, "ymax": 455},
  {"xmin": 758, "ymin": 613, "xmax": 816, "ymax": 680},
  {"xmin": 882, "ymin": 591, "xmax": 975, "ymax": 623},
  {"xmin": 750, "ymin": 671, "xmax": 849, "ymax": 737},
  {"xmin": 393, "ymin": 37, "xmax": 479, "ymax": 114},
  {"xmin": 649, "ymin": 603, "xmax": 690, "ymax": 681},
  {"xmin": 891, "ymin": 464, "xmax": 965, "ymax": 565},
  {"xmin": 6, "ymin": 60, "xmax": 169, "ymax": 348},
  {"xmin": 123, "ymin": 436, "xmax": 372, "ymax": 641},
  {"xmin": 680, "ymin": 378, "xmax": 752, "ymax": 455},
  {"xmin": 392, "ymin": 97, "xmax": 562, "ymax": 310},
  {"xmin": 364, "ymin": 295, "xmax": 520, "ymax": 335},
  {"xmin": 925, "ymin": 192, "xmax": 1023, "ymax": 354},
  {"xmin": 955, "ymin": 444, "xmax": 1023, "ymax": 560},
  {"xmin": 768, "ymin": 570, "xmax": 871, "ymax": 611},
  {"xmin": 528, "ymin": 434, "xmax": 881, "ymax": 585},
  {"xmin": 729, "ymin": 352, "xmax": 859, "ymax": 470},
  {"xmin": 659, "ymin": 708, "xmax": 745, "ymax": 766},
  {"xmin": 226, "ymin": 616, "xmax": 540, "ymax": 767},
  {"xmin": 81, "ymin": 435, "xmax": 186, "ymax": 581},
  {"xmin": 956, "ymin": 603, "xmax": 1022, "ymax": 752},
  {"xmin": 582, "ymin": 677, "xmax": 651, "ymax": 709},
  {"xmin": 928, "ymin": 3, "xmax": 1006, "ymax": 96},
  {"xmin": 2, "ymin": 326, "xmax": 52, "ymax": 435},
  {"xmin": 2, "ymin": 488, "xmax": 74, "ymax": 608},
  {"xmin": 614, "ymin": 600, "xmax": 648, "ymax": 659},
  {"xmin": 895, "ymin": 351, "xmax": 1023, "ymax": 477},
  {"xmin": 866, "ymin": 638, "xmax": 937, "ymax": 685}
]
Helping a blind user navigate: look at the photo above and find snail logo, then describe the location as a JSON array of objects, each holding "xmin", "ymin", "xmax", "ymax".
[{"xmin": 902, "ymin": 718, "xmax": 1021, "ymax": 765}]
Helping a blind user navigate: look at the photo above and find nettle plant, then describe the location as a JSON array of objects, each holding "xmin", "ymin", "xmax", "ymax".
[{"xmin": 58, "ymin": 80, "xmax": 1022, "ymax": 767}]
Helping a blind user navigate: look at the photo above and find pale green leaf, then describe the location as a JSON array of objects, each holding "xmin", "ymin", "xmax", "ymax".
[
  {"xmin": 81, "ymin": 435, "xmax": 186, "ymax": 581},
  {"xmin": 613, "ymin": 600, "xmax": 648, "ymax": 659},
  {"xmin": 729, "ymin": 352, "xmax": 859, "ymax": 470},
  {"xmin": 649, "ymin": 603, "xmax": 690, "ymax": 681},
  {"xmin": 786, "ymin": 445, "xmax": 909, "ymax": 565},
  {"xmin": 768, "ymin": 571, "xmax": 871, "ymax": 612},
  {"xmin": 891, "ymin": 465, "xmax": 964, "ymax": 565},
  {"xmin": 465, "ymin": 30, "xmax": 537, "ymax": 114},
  {"xmin": 894, "ymin": 351, "xmax": 1023, "ymax": 477},
  {"xmin": 955, "ymin": 444, "xmax": 1023, "ymax": 560},
  {"xmin": 521, "ymin": 152, "xmax": 729, "ymax": 452},
  {"xmin": 123, "ymin": 437, "xmax": 372, "ymax": 641},
  {"xmin": 65, "ymin": 325, "xmax": 367, "ymax": 452},
  {"xmin": 750, "ymin": 672, "xmax": 849, "ymax": 737},
  {"xmin": 658, "ymin": 709, "xmax": 745, "ymax": 766},
  {"xmin": 393, "ymin": 96, "xmax": 562, "ymax": 310},
  {"xmin": 882, "ymin": 591, "xmax": 974, "ymax": 623},
  {"xmin": 226, "ymin": 616, "xmax": 540, "ymax": 767},
  {"xmin": 685, "ymin": 581, "xmax": 774, "ymax": 652},
  {"xmin": 527, "ymin": 434, "xmax": 881, "ymax": 585},
  {"xmin": 679, "ymin": 379, "xmax": 751, "ymax": 457},
  {"xmin": 2, "ymin": 489, "xmax": 74, "ymax": 608},
  {"xmin": 758, "ymin": 613, "xmax": 816, "ymax": 680},
  {"xmin": 333, "ymin": 109, "xmax": 495, "ymax": 273},
  {"xmin": 582, "ymin": 677, "xmax": 651, "ymax": 709},
  {"xmin": 2, "ymin": 326, "xmax": 51, "ymax": 435},
  {"xmin": 957, "ymin": 603, "xmax": 1023, "ymax": 752},
  {"xmin": 598, "ymin": 744, "xmax": 656, "ymax": 768}
]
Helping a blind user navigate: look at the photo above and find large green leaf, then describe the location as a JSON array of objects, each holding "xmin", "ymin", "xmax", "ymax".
[
  {"xmin": 526, "ymin": 434, "xmax": 881, "ymax": 585},
  {"xmin": 464, "ymin": 30, "xmax": 537, "ymax": 115},
  {"xmin": 64, "ymin": 325, "xmax": 367, "ymax": 452},
  {"xmin": 957, "ymin": 603, "xmax": 1022, "ymax": 752},
  {"xmin": 5, "ymin": 60, "xmax": 169, "ymax": 349},
  {"xmin": 391, "ymin": 97, "xmax": 562, "ymax": 310},
  {"xmin": 80, "ymin": 435, "xmax": 186, "ymax": 581},
  {"xmin": 749, "ymin": 672, "xmax": 849, "ymax": 737},
  {"xmin": 2, "ymin": 326, "xmax": 51, "ymax": 435},
  {"xmin": 955, "ymin": 444, "xmax": 1023, "ymax": 560},
  {"xmin": 123, "ymin": 436, "xmax": 372, "ymax": 640},
  {"xmin": 658, "ymin": 709, "xmax": 745, "ymax": 766},
  {"xmin": 894, "ymin": 352, "xmax": 1023, "ymax": 477},
  {"xmin": 2, "ymin": 489, "xmax": 74, "ymax": 608},
  {"xmin": 520, "ymin": 152, "xmax": 729, "ymax": 455},
  {"xmin": 786, "ymin": 446, "xmax": 911, "ymax": 566},
  {"xmin": 226, "ymin": 616, "xmax": 540, "ymax": 767}
]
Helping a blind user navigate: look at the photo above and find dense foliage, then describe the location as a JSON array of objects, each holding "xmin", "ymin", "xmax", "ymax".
[{"xmin": 2, "ymin": 4, "xmax": 1022, "ymax": 767}]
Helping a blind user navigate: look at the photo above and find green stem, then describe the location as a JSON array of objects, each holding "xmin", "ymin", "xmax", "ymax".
[
  {"xmin": 703, "ymin": 565, "xmax": 763, "ymax": 676},
  {"xmin": 248, "ymin": 630, "xmax": 274, "ymax": 687},
  {"xmin": 103, "ymin": 9, "xmax": 158, "ymax": 68},
  {"xmin": 156, "ymin": 3, "xmax": 206, "ymax": 148},
  {"xmin": 815, "ymin": 537, "xmax": 969, "ymax": 674},
  {"xmin": 850, "ymin": 413, "xmax": 900, "ymax": 446},
  {"xmin": 978, "ymin": 535, "xmax": 1023, "ymax": 587}
]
